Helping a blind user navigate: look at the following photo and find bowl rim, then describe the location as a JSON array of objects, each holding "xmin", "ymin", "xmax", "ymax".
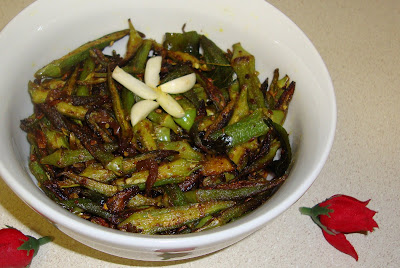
[{"xmin": 0, "ymin": 0, "xmax": 336, "ymax": 252}]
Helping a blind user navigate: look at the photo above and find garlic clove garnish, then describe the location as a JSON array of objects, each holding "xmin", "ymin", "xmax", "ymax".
[
  {"xmin": 112, "ymin": 56, "xmax": 197, "ymax": 127},
  {"xmin": 130, "ymin": 100, "xmax": 160, "ymax": 127},
  {"xmin": 112, "ymin": 66, "xmax": 158, "ymax": 100},
  {"xmin": 144, "ymin": 56, "xmax": 162, "ymax": 88},
  {"xmin": 155, "ymin": 88, "xmax": 185, "ymax": 118},
  {"xmin": 158, "ymin": 73, "xmax": 196, "ymax": 94}
]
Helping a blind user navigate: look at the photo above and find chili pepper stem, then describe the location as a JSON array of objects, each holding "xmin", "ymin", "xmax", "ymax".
[
  {"xmin": 299, "ymin": 206, "xmax": 312, "ymax": 216},
  {"xmin": 37, "ymin": 236, "xmax": 52, "ymax": 246},
  {"xmin": 299, "ymin": 205, "xmax": 335, "ymax": 235}
]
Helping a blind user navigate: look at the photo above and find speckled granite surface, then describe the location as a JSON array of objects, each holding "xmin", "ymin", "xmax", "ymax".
[{"xmin": 1, "ymin": 0, "xmax": 399, "ymax": 267}]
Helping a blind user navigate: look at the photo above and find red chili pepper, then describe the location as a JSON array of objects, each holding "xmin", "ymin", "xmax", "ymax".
[
  {"xmin": 300, "ymin": 194, "xmax": 378, "ymax": 261},
  {"xmin": 0, "ymin": 226, "xmax": 51, "ymax": 268},
  {"xmin": 322, "ymin": 229, "xmax": 359, "ymax": 261},
  {"xmin": 318, "ymin": 195, "xmax": 378, "ymax": 233}
]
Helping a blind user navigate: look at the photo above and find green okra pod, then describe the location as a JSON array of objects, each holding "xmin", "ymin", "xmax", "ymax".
[
  {"xmin": 118, "ymin": 201, "xmax": 235, "ymax": 234},
  {"xmin": 133, "ymin": 118, "xmax": 158, "ymax": 151},
  {"xmin": 184, "ymin": 181, "xmax": 277, "ymax": 203},
  {"xmin": 80, "ymin": 163, "xmax": 117, "ymax": 183},
  {"xmin": 158, "ymin": 141, "xmax": 203, "ymax": 161},
  {"xmin": 228, "ymin": 84, "xmax": 249, "ymax": 125},
  {"xmin": 35, "ymin": 29, "xmax": 129, "ymax": 79},
  {"xmin": 108, "ymin": 66, "xmax": 132, "ymax": 139},
  {"xmin": 147, "ymin": 110, "xmax": 180, "ymax": 134},
  {"xmin": 231, "ymin": 43, "xmax": 265, "ymax": 110},
  {"xmin": 195, "ymin": 193, "xmax": 268, "ymax": 232},
  {"xmin": 121, "ymin": 19, "xmax": 143, "ymax": 64},
  {"xmin": 76, "ymin": 57, "xmax": 95, "ymax": 96},
  {"xmin": 163, "ymin": 183, "xmax": 188, "ymax": 206},
  {"xmin": 61, "ymin": 171, "xmax": 118, "ymax": 197},
  {"xmin": 127, "ymin": 194, "xmax": 162, "ymax": 208},
  {"xmin": 63, "ymin": 66, "xmax": 80, "ymax": 95},
  {"xmin": 59, "ymin": 198, "xmax": 115, "ymax": 220},
  {"xmin": 55, "ymin": 102, "xmax": 88, "ymax": 120},
  {"xmin": 125, "ymin": 158, "xmax": 199, "ymax": 185},
  {"xmin": 122, "ymin": 39, "xmax": 153, "ymax": 74},
  {"xmin": 40, "ymin": 148, "xmax": 93, "ymax": 168},
  {"xmin": 209, "ymin": 109, "xmax": 269, "ymax": 148}
]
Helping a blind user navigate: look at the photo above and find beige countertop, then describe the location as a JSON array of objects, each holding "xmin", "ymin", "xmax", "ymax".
[{"xmin": 1, "ymin": 0, "xmax": 399, "ymax": 267}]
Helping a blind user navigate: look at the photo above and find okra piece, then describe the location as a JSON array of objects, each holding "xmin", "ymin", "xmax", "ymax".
[
  {"xmin": 184, "ymin": 182, "xmax": 273, "ymax": 203},
  {"xmin": 266, "ymin": 68, "xmax": 280, "ymax": 109},
  {"xmin": 274, "ymin": 81, "xmax": 296, "ymax": 117},
  {"xmin": 59, "ymin": 198, "xmax": 115, "ymax": 221},
  {"xmin": 265, "ymin": 118, "xmax": 292, "ymax": 176},
  {"xmin": 61, "ymin": 171, "xmax": 118, "ymax": 197},
  {"xmin": 147, "ymin": 110, "xmax": 180, "ymax": 134},
  {"xmin": 29, "ymin": 145, "xmax": 50, "ymax": 183},
  {"xmin": 123, "ymin": 176, "xmax": 187, "ymax": 191},
  {"xmin": 193, "ymin": 85, "xmax": 208, "ymax": 104},
  {"xmin": 158, "ymin": 141, "xmax": 203, "ymax": 161},
  {"xmin": 125, "ymin": 158, "xmax": 198, "ymax": 185},
  {"xmin": 228, "ymin": 84, "xmax": 249, "ymax": 125},
  {"xmin": 76, "ymin": 57, "xmax": 95, "ymax": 96},
  {"xmin": 121, "ymin": 150, "xmax": 178, "ymax": 175},
  {"xmin": 209, "ymin": 109, "xmax": 269, "ymax": 148},
  {"xmin": 263, "ymin": 108, "xmax": 285, "ymax": 125},
  {"xmin": 228, "ymin": 139, "xmax": 259, "ymax": 171},
  {"xmin": 64, "ymin": 120, "xmax": 115, "ymax": 166},
  {"xmin": 195, "ymin": 193, "xmax": 267, "ymax": 232},
  {"xmin": 239, "ymin": 139, "xmax": 280, "ymax": 176},
  {"xmin": 231, "ymin": 43, "xmax": 264, "ymax": 110},
  {"xmin": 108, "ymin": 66, "xmax": 132, "ymax": 138},
  {"xmin": 106, "ymin": 186, "xmax": 139, "ymax": 213},
  {"xmin": 121, "ymin": 19, "xmax": 143, "ymax": 64},
  {"xmin": 63, "ymin": 66, "xmax": 80, "ymax": 95},
  {"xmin": 55, "ymin": 102, "xmax": 88, "ymax": 120},
  {"xmin": 204, "ymin": 99, "xmax": 235, "ymax": 139},
  {"xmin": 121, "ymin": 86, "xmax": 135, "ymax": 118},
  {"xmin": 133, "ymin": 119, "xmax": 158, "ymax": 151},
  {"xmin": 28, "ymin": 81, "xmax": 49, "ymax": 104},
  {"xmin": 35, "ymin": 29, "xmax": 129, "ymax": 78},
  {"xmin": 80, "ymin": 162, "xmax": 117, "ymax": 183},
  {"xmin": 228, "ymin": 80, "xmax": 240, "ymax": 102},
  {"xmin": 164, "ymin": 183, "xmax": 188, "ymax": 206},
  {"xmin": 40, "ymin": 148, "xmax": 93, "ymax": 168},
  {"xmin": 40, "ymin": 126, "xmax": 69, "ymax": 152},
  {"xmin": 122, "ymin": 39, "xmax": 153, "ymax": 74},
  {"xmin": 127, "ymin": 194, "xmax": 162, "ymax": 208},
  {"xmin": 166, "ymin": 50, "xmax": 209, "ymax": 71},
  {"xmin": 200, "ymin": 155, "xmax": 236, "ymax": 176},
  {"xmin": 118, "ymin": 201, "xmax": 235, "ymax": 234},
  {"xmin": 196, "ymin": 72, "xmax": 226, "ymax": 111}
]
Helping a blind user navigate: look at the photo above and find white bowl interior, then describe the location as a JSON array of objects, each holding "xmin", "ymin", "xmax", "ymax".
[{"xmin": 0, "ymin": 0, "xmax": 336, "ymax": 261}]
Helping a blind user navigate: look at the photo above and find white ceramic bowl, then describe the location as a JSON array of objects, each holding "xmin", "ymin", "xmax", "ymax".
[{"xmin": 0, "ymin": 0, "xmax": 336, "ymax": 261}]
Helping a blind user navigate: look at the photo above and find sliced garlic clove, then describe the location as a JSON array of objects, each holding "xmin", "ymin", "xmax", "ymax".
[
  {"xmin": 130, "ymin": 100, "xmax": 160, "ymax": 127},
  {"xmin": 112, "ymin": 66, "xmax": 158, "ymax": 100},
  {"xmin": 144, "ymin": 56, "xmax": 162, "ymax": 88},
  {"xmin": 155, "ymin": 89, "xmax": 185, "ymax": 118},
  {"xmin": 158, "ymin": 73, "xmax": 196, "ymax": 94}
]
